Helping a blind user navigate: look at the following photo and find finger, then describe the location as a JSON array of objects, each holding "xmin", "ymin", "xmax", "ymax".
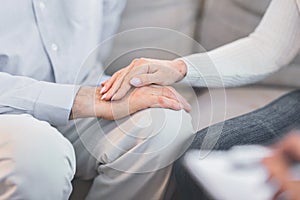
[
  {"xmin": 140, "ymin": 85, "xmax": 174, "ymax": 98},
  {"xmin": 285, "ymin": 181, "xmax": 300, "ymax": 199},
  {"xmin": 273, "ymin": 189, "xmax": 286, "ymax": 200},
  {"xmin": 111, "ymin": 81, "xmax": 132, "ymax": 101},
  {"xmin": 153, "ymin": 86, "xmax": 191, "ymax": 112},
  {"xmin": 96, "ymin": 87, "xmax": 101, "ymax": 94},
  {"xmin": 111, "ymin": 70, "xmax": 146, "ymax": 101},
  {"xmin": 100, "ymin": 71, "xmax": 120, "ymax": 94},
  {"xmin": 111, "ymin": 64, "xmax": 153, "ymax": 100},
  {"xmin": 166, "ymin": 87, "xmax": 192, "ymax": 112},
  {"xmin": 101, "ymin": 80, "xmax": 108, "ymax": 87},
  {"xmin": 130, "ymin": 74, "xmax": 159, "ymax": 87},
  {"xmin": 99, "ymin": 80, "xmax": 110, "ymax": 94},
  {"xmin": 128, "ymin": 63, "xmax": 160, "ymax": 87},
  {"xmin": 276, "ymin": 133, "xmax": 300, "ymax": 161},
  {"xmin": 104, "ymin": 62, "xmax": 152, "ymax": 99},
  {"xmin": 149, "ymin": 96, "xmax": 183, "ymax": 111},
  {"xmin": 141, "ymin": 86, "xmax": 189, "ymax": 111},
  {"xmin": 102, "ymin": 70, "xmax": 130, "ymax": 100}
]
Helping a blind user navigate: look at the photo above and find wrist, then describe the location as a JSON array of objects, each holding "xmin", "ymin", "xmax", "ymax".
[
  {"xmin": 172, "ymin": 59, "xmax": 187, "ymax": 80},
  {"xmin": 70, "ymin": 86, "xmax": 102, "ymax": 119}
]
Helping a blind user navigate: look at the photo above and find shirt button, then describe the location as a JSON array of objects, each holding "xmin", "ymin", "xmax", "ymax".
[
  {"xmin": 39, "ymin": 2, "xmax": 45, "ymax": 9},
  {"xmin": 51, "ymin": 43, "xmax": 58, "ymax": 51}
]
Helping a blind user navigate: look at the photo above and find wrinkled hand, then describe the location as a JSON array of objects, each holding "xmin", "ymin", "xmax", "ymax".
[
  {"xmin": 100, "ymin": 58, "xmax": 187, "ymax": 101},
  {"xmin": 70, "ymin": 85, "xmax": 191, "ymax": 120},
  {"xmin": 262, "ymin": 133, "xmax": 300, "ymax": 200}
]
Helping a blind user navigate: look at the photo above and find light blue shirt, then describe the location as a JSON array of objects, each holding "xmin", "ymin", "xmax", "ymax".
[{"xmin": 0, "ymin": 0, "xmax": 126, "ymax": 126}]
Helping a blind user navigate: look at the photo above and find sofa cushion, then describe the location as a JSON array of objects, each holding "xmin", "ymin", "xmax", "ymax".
[
  {"xmin": 197, "ymin": 0, "xmax": 300, "ymax": 87},
  {"xmin": 105, "ymin": 0, "xmax": 200, "ymax": 75}
]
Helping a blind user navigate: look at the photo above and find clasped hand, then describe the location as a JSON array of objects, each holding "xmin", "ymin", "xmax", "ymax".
[
  {"xmin": 71, "ymin": 58, "xmax": 190, "ymax": 120},
  {"xmin": 100, "ymin": 58, "xmax": 187, "ymax": 101}
]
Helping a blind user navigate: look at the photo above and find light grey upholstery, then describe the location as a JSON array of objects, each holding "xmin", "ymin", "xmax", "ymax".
[
  {"xmin": 105, "ymin": 0, "xmax": 201, "ymax": 75},
  {"xmin": 198, "ymin": 0, "xmax": 300, "ymax": 86}
]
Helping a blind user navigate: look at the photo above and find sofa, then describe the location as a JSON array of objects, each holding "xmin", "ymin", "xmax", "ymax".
[
  {"xmin": 71, "ymin": 0, "xmax": 299, "ymax": 199},
  {"xmin": 106, "ymin": 0, "xmax": 298, "ymax": 130}
]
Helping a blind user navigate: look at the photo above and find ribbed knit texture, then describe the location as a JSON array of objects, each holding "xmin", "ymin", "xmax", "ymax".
[{"xmin": 182, "ymin": 0, "xmax": 300, "ymax": 87}]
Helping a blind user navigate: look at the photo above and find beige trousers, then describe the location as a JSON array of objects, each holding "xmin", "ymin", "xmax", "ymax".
[{"xmin": 0, "ymin": 108, "xmax": 194, "ymax": 200}]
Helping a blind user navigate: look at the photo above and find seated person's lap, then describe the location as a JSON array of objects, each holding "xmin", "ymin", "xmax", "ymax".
[
  {"xmin": 174, "ymin": 89, "xmax": 300, "ymax": 200},
  {"xmin": 56, "ymin": 108, "xmax": 195, "ymax": 178},
  {"xmin": 0, "ymin": 107, "xmax": 195, "ymax": 199}
]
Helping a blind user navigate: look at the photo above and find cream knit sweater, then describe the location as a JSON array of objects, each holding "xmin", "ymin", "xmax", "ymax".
[{"xmin": 183, "ymin": 0, "xmax": 300, "ymax": 87}]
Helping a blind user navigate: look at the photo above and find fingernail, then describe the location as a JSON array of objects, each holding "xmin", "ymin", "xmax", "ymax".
[
  {"xmin": 101, "ymin": 93, "xmax": 107, "ymax": 100},
  {"xmin": 187, "ymin": 103, "xmax": 192, "ymax": 110},
  {"xmin": 100, "ymin": 86, "xmax": 106, "ymax": 94},
  {"xmin": 130, "ymin": 78, "xmax": 142, "ymax": 86},
  {"xmin": 111, "ymin": 95, "xmax": 116, "ymax": 101}
]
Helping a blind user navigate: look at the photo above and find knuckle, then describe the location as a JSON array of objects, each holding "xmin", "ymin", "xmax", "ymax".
[
  {"xmin": 141, "ymin": 75, "xmax": 149, "ymax": 84},
  {"xmin": 138, "ymin": 87, "xmax": 148, "ymax": 93},
  {"xmin": 163, "ymin": 87, "xmax": 173, "ymax": 97},
  {"xmin": 132, "ymin": 58, "xmax": 147, "ymax": 66},
  {"xmin": 167, "ymin": 86, "xmax": 175, "ymax": 90},
  {"xmin": 132, "ymin": 58, "xmax": 139, "ymax": 63},
  {"xmin": 115, "ymin": 70, "xmax": 122, "ymax": 76},
  {"xmin": 120, "ymin": 68, "xmax": 128, "ymax": 74},
  {"xmin": 157, "ymin": 96, "xmax": 167, "ymax": 107},
  {"xmin": 139, "ymin": 57, "xmax": 147, "ymax": 62},
  {"xmin": 166, "ymin": 86, "xmax": 176, "ymax": 94},
  {"xmin": 131, "ymin": 58, "xmax": 141, "ymax": 66},
  {"xmin": 124, "ymin": 76, "xmax": 131, "ymax": 83},
  {"xmin": 161, "ymin": 87, "xmax": 168, "ymax": 95},
  {"xmin": 132, "ymin": 88, "xmax": 142, "ymax": 97}
]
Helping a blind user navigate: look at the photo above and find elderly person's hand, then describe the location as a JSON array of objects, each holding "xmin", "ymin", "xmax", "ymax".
[
  {"xmin": 262, "ymin": 133, "xmax": 300, "ymax": 200},
  {"xmin": 70, "ymin": 85, "xmax": 191, "ymax": 120},
  {"xmin": 100, "ymin": 58, "xmax": 187, "ymax": 101}
]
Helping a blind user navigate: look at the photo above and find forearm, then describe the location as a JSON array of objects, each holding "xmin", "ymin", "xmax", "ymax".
[
  {"xmin": 70, "ymin": 86, "xmax": 102, "ymax": 119},
  {"xmin": 182, "ymin": 0, "xmax": 300, "ymax": 88},
  {"xmin": 182, "ymin": 38, "xmax": 276, "ymax": 87},
  {"xmin": 0, "ymin": 72, "xmax": 79, "ymax": 126}
]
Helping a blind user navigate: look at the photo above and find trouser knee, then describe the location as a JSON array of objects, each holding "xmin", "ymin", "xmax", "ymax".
[{"xmin": 0, "ymin": 115, "xmax": 76, "ymax": 200}]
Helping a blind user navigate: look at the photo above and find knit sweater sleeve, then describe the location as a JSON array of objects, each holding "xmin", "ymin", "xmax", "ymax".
[{"xmin": 181, "ymin": 0, "xmax": 300, "ymax": 87}]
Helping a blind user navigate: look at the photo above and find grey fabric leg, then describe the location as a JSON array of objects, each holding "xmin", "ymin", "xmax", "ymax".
[
  {"xmin": 174, "ymin": 89, "xmax": 300, "ymax": 200},
  {"xmin": 58, "ymin": 108, "xmax": 195, "ymax": 200}
]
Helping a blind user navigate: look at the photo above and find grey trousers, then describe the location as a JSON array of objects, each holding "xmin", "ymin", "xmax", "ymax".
[
  {"xmin": 0, "ymin": 108, "xmax": 194, "ymax": 200},
  {"xmin": 174, "ymin": 89, "xmax": 300, "ymax": 200}
]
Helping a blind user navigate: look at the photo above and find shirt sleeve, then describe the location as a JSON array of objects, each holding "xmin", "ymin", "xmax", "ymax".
[
  {"xmin": 0, "ymin": 72, "xmax": 80, "ymax": 126},
  {"xmin": 181, "ymin": 0, "xmax": 300, "ymax": 88}
]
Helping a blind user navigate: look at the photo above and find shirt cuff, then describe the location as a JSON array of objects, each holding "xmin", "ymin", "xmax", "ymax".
[{"xmin": 33, "ymin": 82, "xmax": 80, "ymax": 126}]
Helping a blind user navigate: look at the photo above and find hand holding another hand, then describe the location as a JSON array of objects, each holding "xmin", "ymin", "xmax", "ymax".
[
  {"xmin": 71, "ymin": 85, "xmax": 191, "ymax": 120},
  {"xmin": 100, "ymin": 58, "xmax": 187, "ymax": 101}
]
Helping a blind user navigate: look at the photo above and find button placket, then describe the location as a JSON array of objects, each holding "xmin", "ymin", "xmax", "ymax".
[
  {"xmin": 33, "ymin": 0, "xmax": 61, "ymax": 81},
  {"xmin": 51, "ymin": 43, "xmax": 58, "ymax": 52}
]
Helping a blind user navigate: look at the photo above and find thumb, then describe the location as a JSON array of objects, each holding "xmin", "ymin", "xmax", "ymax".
[{"xmin": 130, "ymin": 74, "xmax": 158, "ymax": 87}]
